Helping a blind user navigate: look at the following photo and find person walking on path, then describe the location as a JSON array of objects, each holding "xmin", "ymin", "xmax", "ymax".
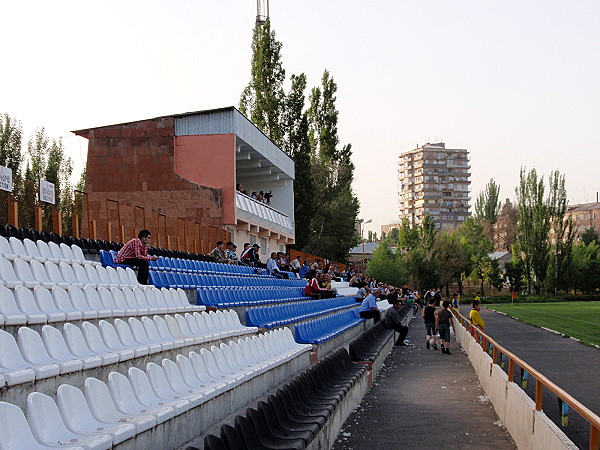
[
  {"xmin": 358, "ymin": 288, "xmax": 382, "ymax": 323},
  {"xmin": 383, "ymin": 298, "xmax": 409, "ymax": 345},
  {"xmin": 436, "ymin": 300, "xmax": 454, "ymax": 355},
  {"xmin": 469, "ymin": 300, "xmax": 485, "ymax": 331},
  {"xmin": 114, "ymin": 229, "xmax": 159, "ymax": 285},
  {"xmin": 422, "ymin": 298, "xmax": 438, "ymax": 350}
]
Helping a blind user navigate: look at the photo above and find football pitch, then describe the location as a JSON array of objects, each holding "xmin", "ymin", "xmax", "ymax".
[{"xmin": 488, "ymin": 302, "xmax": 600, "ymax": 347}]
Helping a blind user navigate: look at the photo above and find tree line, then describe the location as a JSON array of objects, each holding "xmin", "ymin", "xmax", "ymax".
[
  {"xmin": 238, "ymin": 20, "xmax": 360, "ymax": 262},
  {"xmin": 0, "ymin": 113, "xmax": 84, "ymax": 234},
  {"xmin": 368, "ymin": 169, "xmax": 600, "ymax": 296}
]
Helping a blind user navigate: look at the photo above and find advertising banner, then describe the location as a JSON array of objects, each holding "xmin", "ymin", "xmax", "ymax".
[{"xmin": 40, "ymin": 179, "xmax": 55, "ymax": 204}]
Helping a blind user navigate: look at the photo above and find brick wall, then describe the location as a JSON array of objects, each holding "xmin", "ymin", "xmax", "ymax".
[{"xmin": 81, "ymin": 117, "xmax": 223, "ymax": 242}]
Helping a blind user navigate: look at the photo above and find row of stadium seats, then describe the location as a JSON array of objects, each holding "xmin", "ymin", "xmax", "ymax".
[
  {"xmin": 295, "ymin": 308, "xmax": 364, "ymax": 344},
  {"xmin": 149, "ymin": 271, "xmax": 303, "ymax": 291},
  {"xmin": 0, "ymin": 328, "xmax": 311, "ymax": 449},
  {"xmin": 197, "ymin": 286, "xmax": 308, "ymax": 307},
  {"xmin": 245, "ymin": 296, "xmax": 357, "ymax": 328},
  {"xmin": 0, "ymin": 284, "xmax": 202, "ymax": 326},
  {"xmin": 0, "ymin": 236, "xmax": 100, "ymax": 267},
  {"xmin": 198, "ymin": 347, "xmax": 366, "ymax": 450},
  {"xmin": 0, "ymin": 310, "xmax": 252, "ymax": 387}
]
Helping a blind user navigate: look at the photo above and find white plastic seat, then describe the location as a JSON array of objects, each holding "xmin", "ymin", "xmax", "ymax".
[
  {"xmin": 195, "ymin": 348, "xmax": 239, "ymax": 387},
  {"xmin": 142, "ymin": 287, "xmax": 168, "ymax": 314},
  {"xmin": 71, "ymin": 245, "xmax": 102, "ymax": 266},
  {"xmin": 0, "ymin": 401, "xmax": 85, "ymax": 450},
  {"xmin": 59, "ymin": 243, "xmax": 79, "ymax": 264},
  {"xmin": 153, "ymin": 288, "xmax": 178, "ymax": 313},
  {"xmin": 220, "ymin": 342, "xmax": 255, "ymax": 380},
  {"xmin": 81, "ymin": 322, "xmax": 133, "ymax": 363},
  {"xmin": 205, "ymin": 311, "xmax": 235, "ymax": 338},
  {"xmin": 124, "ymin": 267, "xmax": 139, "ymax": 286},
  {"xmin": 42, "ymin": 325, "xmax": 102, "ymax": 370},
  {"xmin": 13, "ymin": 285, "xmax": 48, "ymax": 324},
  {"xmin": 59, "ymin": 262, "xmax": 85, "ymax": 289},
  {"xmin": 133, "ymin": 288, "xmax": 158, "ymax": 314},
  {"xmin": 174, "ymin": 288, "xmax": 198, "ymax": 311},
  {"xmin": 64, "ymin": 323, "xmax": 116, "ymax": 366},
  {"xmin": 174, "ymin": 353, "xmax": 223, "ymax": 397},
  {"xmin": 26, "ymin": 392, "xmax": 113, "ymax": 450},
  {"xmin": 129, "ymin": 317, "xmax": 172, "ymax": 351},
  {"xmin": 142, "ymin": 316, "xmax": 182, "ymax": 349},
  {"xmin": 211, "ymin": 345, "xmax": 247, "ymax": 383},
  {"xmin": 160, "ymin": 288, "xmax": 182, "ymax": 313},
  {"xmin": 85, "ymin": 264, "xmax": 107, "ymax": 287},
  {"xmin": 56, "ymin": 384, "xmax": 137, "ymax": 445},
  {"xmin": 122, "ymin": 288, "xmax": 149, "ymax": 315},
  {"xmin": 0, "ymin": 236, "xmax": 18, "ymax": 261},
  {"xmin": 23, "ymin": 238, "xmax": 47, "ymax": 263},
  {"xmin": 183, "ymin": 312, "xmax": 205, "ymax": 338},
  {"xmin": 97, "ymin": 286, "xmax": 125, "ymax": 316},
  {"xmin": 127, "ymin": 367, "xmax": 190, "ymax": 414},
  {"xmin": 0, "ymin": 329, "xmax": 37, "ymax": 385},
  {"xmin": 0, "ymin": 285, "xmax": 27, "ymax": 325},
  {"xmin": 233, "ymin": 339, "xmax": 269, "ymax": 374},
  {"xmin": 0, "ymin": 256, "xmax": 25, "ymax": 288},
  {"xmin": 110, "ymin": 287, "xmax": 138, "ymax": 316},
  {"xmin": 152, "ymin": 315, "xmax": 189, "ymax": 347},
  {"xmin": 174, "ymin": 313, "xmax": 205, "ymax": 344},
  {"xmin": 68, "ymin": 286, "xmax": 98, "ymax": 319},
  {"xmin": 83, "ymin": 287, "xmax": 112, "ymax": 318},
  {"xmin": 113, "ymin": 319, "xmax": 154, "ymax": 355},
  {"xmin": 14, "ymin": 259, "xmax": 44, "ymax": 289},
  {"xmin": 31, "ymin": 260, "xmax": 62, "ymax": 289},
  {"xmin": 36, "ymin": 240, "xmax": 60, "ymax": 264},
  {"xmin": 18, "ymin": 326, "xmax": 82, "ymax": 374},
  {"xmin": 98, "ymin": 320, "xmax": 147, "ymax": 358},
  {"xmin": 44, "ymin": 261, "xmax": 70, "ymax": 288},
  {"xmin": 31, "ymin": 286, "xmax": 66, "ymax": 322},
  {"xmin": 107, "ymin": 372, "xmax": 175, "ymax": 424},
  {"xmin": 105, "ymin": 266, "xmax": 127, "ymax": 288},
  {"xmin": 192, "ymin": 312, "xmax": 221, "ymax": 340},
  {"xmin": 8, "ymin": 237, "xmax": 33, "ymax": 262},
  {"xmin": 48, "ymin": 241, "xmax": 73, "ymax": 264},
  {"xmin": 72, "ymin": 263, "xmax": 97, "ymax": 287},
  {"xmin": 95, "ymin": 266, "xmax": 119, "ymax": 288},
  {"xmin": 51, "ymin": 286, "xmax": 84, "ymax": 321},
  {"xmin": 116, "ymin": 267, "xmax": 137, "ymax": 288},
  {"xmin": 83, "ymin": 377, "xmax": 156, "ymax": 434},
  {"xmin": 164, "ymin": 314, "xmax": 198, "ymax": 344},
  {"xmin": 145, "ymin": 362, "xmax": 205, "ymax": 408}
]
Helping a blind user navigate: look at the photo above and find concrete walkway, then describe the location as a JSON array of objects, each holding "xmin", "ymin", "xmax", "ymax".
[
  {"xmin": 332, "ymin": 317, "xmax": 516, "ymax": 449},
  {"xmin": 475, "ymin": 306, "xmax": 600, "ymax": 449}
]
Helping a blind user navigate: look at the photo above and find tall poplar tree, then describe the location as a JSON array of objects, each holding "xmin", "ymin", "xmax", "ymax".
[{"xmin": 239, "ymin": 20, "xmax": 286, "ymax": 147}]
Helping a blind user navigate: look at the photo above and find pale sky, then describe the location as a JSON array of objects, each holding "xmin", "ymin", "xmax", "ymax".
[{"xmin": 2, "ymin": 1, "xmax": 600, "ymax": 234}]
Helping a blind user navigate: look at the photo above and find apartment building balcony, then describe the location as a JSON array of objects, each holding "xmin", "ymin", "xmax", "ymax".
[{"xmin": 235, "ymin": 191, "xmax": 294, "ymax": 238}]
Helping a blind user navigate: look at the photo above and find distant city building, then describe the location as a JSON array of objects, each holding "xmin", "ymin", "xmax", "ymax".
[
  {"xmin": 398, "ymin": 142, "xmax": 471, "ymax": 230},
  {"xmin": 565, "ymin": 202, "xmax": 600, "ymax": 235},
  {"xmin": 380, "ymin": 223, "xmax": 401, "ymax": 236}
]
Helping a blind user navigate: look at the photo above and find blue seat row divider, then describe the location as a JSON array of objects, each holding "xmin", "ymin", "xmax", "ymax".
[
  {"xmin": 149, "ymin": 257, "xmax": 273, "ymax": 278},
  {"xmin": 148, "ymin": 270, "xmax": 306, "ymax": 290},
  {"xmin": 294, "ymin": 308, "xmax": 365, "ymax": 344},
  {"xmin": 196, "ymin": 286, "xmax": 311, "ymax": 307},
  {"xmin": 246, "ymin": 296, "xmax": 357, "ymax": 328}
]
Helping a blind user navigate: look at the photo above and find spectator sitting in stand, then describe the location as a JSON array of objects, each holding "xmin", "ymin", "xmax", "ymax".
[
  {"xmin": 298, "ymin": 260, "xmax": 312, "ymax": 279},
  {"xmin": 226, "ymin": 241, "xmax": 241, "ymax": 265},
  {"xmin": 114, "ymin": 229, "xmax": 159, "ymax": 285},
  {"xmin": 359, "ymin": 288, "xmax": 382, "ymax": 323},
  {"xmin": 263, "ymin": 190, "xmax": 273, "ymax": 205},
  {"xmin": 267, "ymin": 252, "xmax": 288, "ymax": 279},
  {"xmin": 210, "ymin": 241, "xmax": 230, "ymax": 264},
  {"xmin": 290, "ymin": 255, "xmax": 302, "ymax": 274},
  {"xmin": 304, "ymin": 273, "xmax": 336, "ymax": 299}
]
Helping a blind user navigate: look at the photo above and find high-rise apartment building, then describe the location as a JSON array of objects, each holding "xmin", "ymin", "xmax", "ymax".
[{"xmin": 398, "ymin": 143, "xmax": 471, "ymax": 230}]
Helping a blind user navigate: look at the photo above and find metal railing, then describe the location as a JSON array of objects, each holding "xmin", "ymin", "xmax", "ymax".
[{"xmin": 453, "ymin": 310, "xmax": 600, "ymax": 450}]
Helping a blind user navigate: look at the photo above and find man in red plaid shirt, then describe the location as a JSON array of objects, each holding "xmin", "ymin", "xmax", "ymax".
[{"xmin": 114, "ymin": 229, "xmax": 158, "ymax": 284}]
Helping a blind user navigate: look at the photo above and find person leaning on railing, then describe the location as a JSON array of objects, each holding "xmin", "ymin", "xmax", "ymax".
[
  {"xmin": 469, "ymin": 300, "xmax": 485, "ymax": 331},
  {"xmin": 114, "ymin": 229, "xmax": 159, "ymax": 285}
]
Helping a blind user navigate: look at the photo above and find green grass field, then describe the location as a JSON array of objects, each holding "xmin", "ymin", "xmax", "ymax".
[{"xmin": 488, "ymin": 302, "xmax": 600, "ymax": 347}]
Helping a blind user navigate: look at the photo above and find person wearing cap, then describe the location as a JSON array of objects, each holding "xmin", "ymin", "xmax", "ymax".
[
  {"xmin": 358, "ymin": 288, "xmax": 382, "ymax": 323},
  {"xmin": 245, "ymin": 243, "xmax": 265, "ymax": 268}
]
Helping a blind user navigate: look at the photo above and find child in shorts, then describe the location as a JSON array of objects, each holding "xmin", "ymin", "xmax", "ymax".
[
  {"xmin": 422, "ymin": 298, "xmax": 438, "ymax": 350},
  {"xmin": 436, "ymin": 300, "xmax": 454, "ymax": 355}
]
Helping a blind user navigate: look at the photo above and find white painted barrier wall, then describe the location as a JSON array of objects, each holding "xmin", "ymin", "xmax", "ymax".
[{"xmin": 452, "ymin": 318, "xmax": 578, "ymax": 450}]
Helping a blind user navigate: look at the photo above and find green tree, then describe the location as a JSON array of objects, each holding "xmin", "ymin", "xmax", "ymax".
[
  {"xmin": 283, "ymin": 73, "xmax": 315, "ymax": 250},
  {"xmin": 496, "ymin": 198, "xmax": 519, "ymax": 251},
  {"xmin": 365, "ymin": 243, "xmax": 406, "ymax": 287},
  {"xmin": 0, "ymin": 113, "xmax": 24, "ymax": 179},
  {"xmin": 458, "ymin": 216, "xmax": 494, "ymax": 294},
  {"xmin": 569, "ymin": 242, "xmax": 600, "ymax": 293},
  {"xmin": 580, "ymin": 227, "xmax": 599, "ymax": 246},
  {"xmin": 504, "ymin": 252, "xmax": 526, "ymax": 294},
  {"xmin": 239, "ymin": 20, "xmax": 286, "ymax": 147},
  {"xmin": 433, "ymin": 231, "xmax": 470, "ymax": 296},
  {"xmin": 474, "ymin": 179, "xmax": 501, "ymax": 224},
  {"xmin": 304, "ymin": 70, "xmax": 359, "ymax": 261}
]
